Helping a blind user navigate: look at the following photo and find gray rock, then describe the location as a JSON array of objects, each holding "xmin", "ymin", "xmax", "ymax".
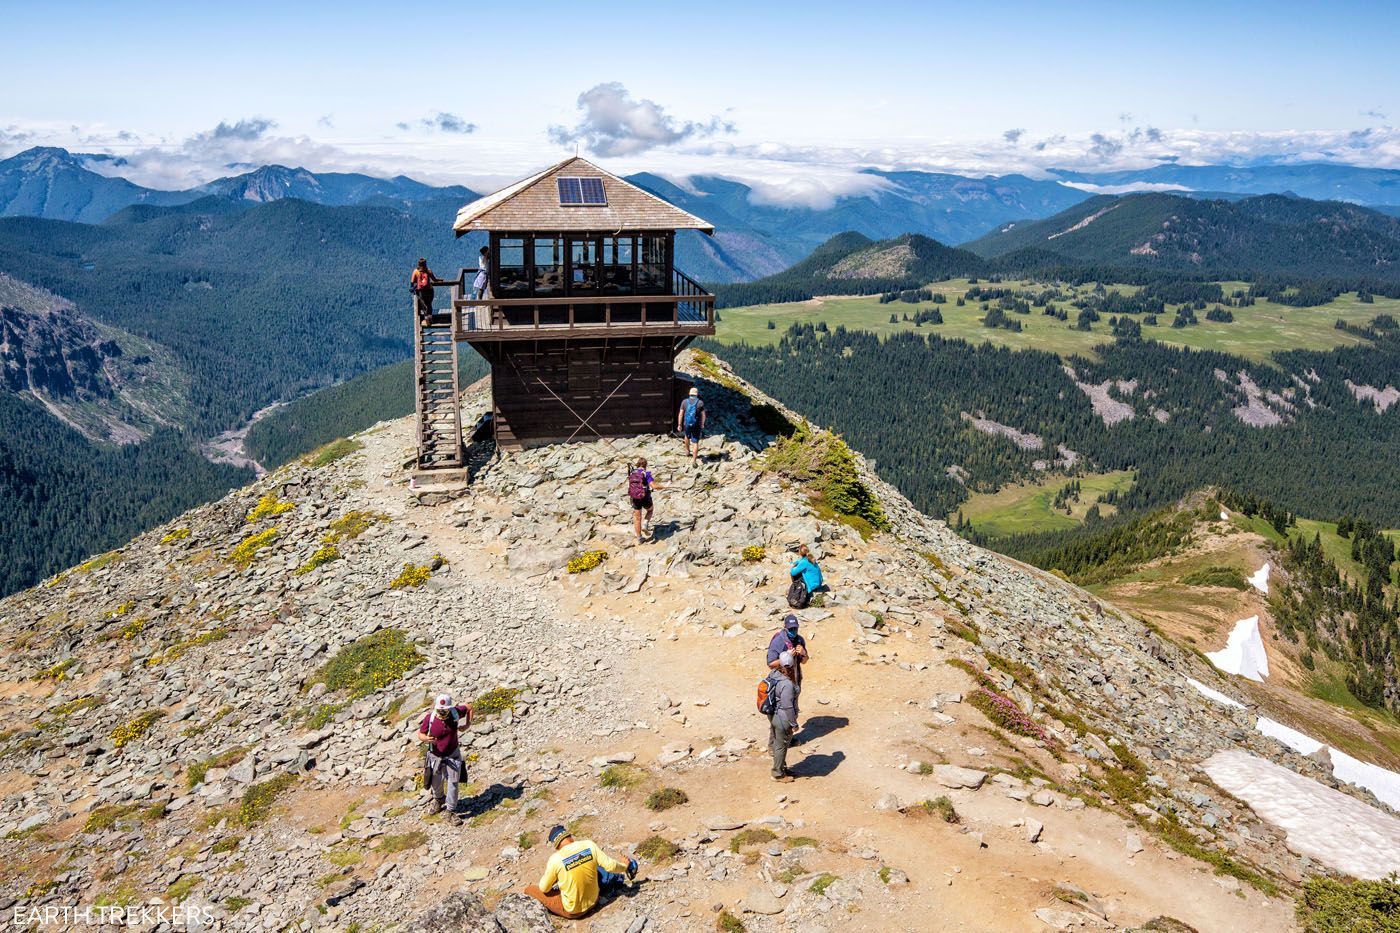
[
  {"xmin": 933, "ymin": 764, "xmax": 987, "ymax": 789},
  {"xmin": 739, "ymin": 887, "xmax": 785, "ymax": 915},
  {"xmin": 492, "ymin": 893, "xmax": 555, "ymax": 933},
  {"xmin": 403, "ymin": 891, "xmax": 502, "ymax": 932},
  {"xmin": 704, "ymin": 816, "xmax": 747, "ymax": 831}
]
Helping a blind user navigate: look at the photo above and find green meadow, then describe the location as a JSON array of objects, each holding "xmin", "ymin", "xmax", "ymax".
[
  {"xmin": 714, "ymin": 278, "xmax": 1396, "ymax": 363},
  {"xmin": 953, "ymin": 470, "xmax": 1136, "ymax": 537}
]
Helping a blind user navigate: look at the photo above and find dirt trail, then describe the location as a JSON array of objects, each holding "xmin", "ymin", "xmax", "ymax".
[{"xmin": 359, "ymin": 418, "xmax": 1296, "ymax": 932}]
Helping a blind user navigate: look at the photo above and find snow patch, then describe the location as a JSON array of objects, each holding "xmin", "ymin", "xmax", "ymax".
[
  {"xmin": 1202, "ymin": 749, "xmax": 1400, "ymax": 880},
  {"xmin": 1248, "ymin": 562, "xmax": 1270, "ymax": 595},
  {"xmin": 1205, "ymin": 615, "xmax": 1269, "ymax": 682},
  {"xmin": 1186, "ymin": 677, "xmax": 1245, "ymax": 709},
  {"xmin": 1256, "ymin": 718, "xmax": 1400, "ymax": 811},
  {"xmin": 1220, "ymin": 510, "xmax": 1230, "ymax": 522}
]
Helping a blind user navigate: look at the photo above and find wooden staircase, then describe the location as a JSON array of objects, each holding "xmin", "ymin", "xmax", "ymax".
[{"xmin": 414, "ymin": 307, "xmax": 463, "ymax": 470}]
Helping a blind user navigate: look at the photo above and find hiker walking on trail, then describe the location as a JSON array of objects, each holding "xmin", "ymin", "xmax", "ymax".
[
  {"xmin": 410, "ymin": 258, "xmax": 445, "ymax": 321},
  {"xmin": 787, "ymin": 544, "xmax": 824, "ymax": 609},
  {"xmin": 677, "ymin": 387, "xmax": 706, "ymax": 464},
  {"xmin": 524, "ymin": 825, "xmax": 637, "ymax": 919},
  {"xmin": 626, "ymin": 457, "xmax": 663, "ymax": 544},
  {"xmin": 417, "ymin": 694, "xmax": 473, "ymax": 817},
  {"xmin": 764, "ymin": 651, "xmax": 800, "ymax": 782},
  {"xmin": 767, "ymin": 613, "xmax": 809, "ymax": 686}
]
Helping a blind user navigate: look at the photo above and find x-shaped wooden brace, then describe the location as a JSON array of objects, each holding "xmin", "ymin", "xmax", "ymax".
[{"xmin": 534, "ymin": 373, "xmax": 634, "ymax": 447}]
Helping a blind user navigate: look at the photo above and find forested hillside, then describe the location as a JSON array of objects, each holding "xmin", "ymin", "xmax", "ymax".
[
  {"xmin": 0, "ymin": 199, "xmax": 475, "ymax": 433},
  {"xmin": 0, "ymin": 392, "xmax": 247, "ymax": 594},
  {"xmin": 712, "ymin": 322, "xmax": 1400, "ymax": 528}
]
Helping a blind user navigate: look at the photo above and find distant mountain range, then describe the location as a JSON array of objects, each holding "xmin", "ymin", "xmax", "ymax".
[{"xmin": 11, "ymin": 145, "xmax": 1400, "ymax": 283}]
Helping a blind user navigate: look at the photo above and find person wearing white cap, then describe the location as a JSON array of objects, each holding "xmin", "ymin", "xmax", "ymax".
[
  {"xmin": 763, "ymin": 651, "xmax": 800, "ymax": 782},
  {"xmin": 676, "ymin": 386, "xmax": 706, "ymax": 465},
  {"xmin": 417, "ymin": 693, "xmax": 473, "ymax": 816}
]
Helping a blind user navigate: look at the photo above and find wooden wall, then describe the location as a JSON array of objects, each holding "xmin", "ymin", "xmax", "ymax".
[{"xmin": 478, "ymin": 337, "xmax": 680, "ymax": 448}]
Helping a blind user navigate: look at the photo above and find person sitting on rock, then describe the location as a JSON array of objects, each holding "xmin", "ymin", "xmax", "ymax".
[
  {"xmin": 523, "ymin": 825, "xmax": 637, "ymax": 919},
  {"xmin": 765, "ymin": 650, "xmax": 801, "ymax": 782},
  {"xmin": 767, "ymin": 614, "xmax": 809, "ymax": 687},
  {"xmin": 417, "ymin": 694, "xmax": 473, "ymax": 817},
  {"xmin": 787, "ymin": 544, "xmax": 824, "ymax": 608},
  {"xmin": 625, "ymin": 457, "xmax": 664, "ymax": 544}
]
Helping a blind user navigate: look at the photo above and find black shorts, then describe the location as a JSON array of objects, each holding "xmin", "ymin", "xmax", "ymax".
[{"xmin": 631, "ymin": 494, "xmax": 653, "ymax": 511}]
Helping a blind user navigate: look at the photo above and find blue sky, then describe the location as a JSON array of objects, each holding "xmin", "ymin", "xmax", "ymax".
[{"xmin": 2, "ymin": 0, "xmax": 1397, "ymax": 202}]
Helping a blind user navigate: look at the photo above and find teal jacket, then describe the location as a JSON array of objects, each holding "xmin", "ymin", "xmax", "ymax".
[{"xmin": 791, "ymin": 556, "xmax": 822, "ymax": 592}]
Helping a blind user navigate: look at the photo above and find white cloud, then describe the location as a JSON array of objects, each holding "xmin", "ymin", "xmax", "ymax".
[{"xmin": 548, "ymin": 83, "xmax": 735, "ymax": 157}]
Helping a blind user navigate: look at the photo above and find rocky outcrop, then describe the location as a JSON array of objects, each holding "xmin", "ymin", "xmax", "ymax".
[
  {"xmin": 0, "ymin": 273, "xmax": 188, "ymax": 442},
  {"xmin": 0, "ymin": 350, "xmax": 1366, "ymax": 929}
]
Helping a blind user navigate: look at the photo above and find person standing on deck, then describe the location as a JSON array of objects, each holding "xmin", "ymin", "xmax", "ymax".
[
  {"xmin": 473, "ymin": 246, "xmax": 491, "ymax": 299},
  {"xmin": 677, "ymin": 387, "xmax": 706, "ymax": 465}
]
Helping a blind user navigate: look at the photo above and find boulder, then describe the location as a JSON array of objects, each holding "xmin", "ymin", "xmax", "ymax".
[
  {"xmin": 404, "ymin": 891, "xmax": 502, "ymax": 932},
  {"xmin": 933, "ymin": 765, "xmax": 987, "ymax": 789}
]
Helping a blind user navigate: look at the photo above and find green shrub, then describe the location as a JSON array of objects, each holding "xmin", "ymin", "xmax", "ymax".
[
  {"xmin": 741, "ymin": 545, "xmax": 765, "ymax": 562},
  {"xmin": 473, "ymin": 686, "xmax": 521, "ymax": 716},
  {"xmin": 1182, "ymin": 566, "xmax": 1249, "ymax": 590},
  {"xmin": 246, "ymin": 493, "xmax": 294, "ymax": 522},
  {"xmin": 308, "ymin": 629, "xmax": 423, "ymax": 699},
  {"xmin": 645, "ymin": 787, "xmax": 689, "ymax": 811},
  {"xmin": 716, "ymin": 910, "xmax": 745, "ymax": 932},
  {"xmin": 922, "ymin": 796, "xmax": 959, "ymax": 823},
  {"xmin": 303, "ymin": 438, "xmax": 363, "ymax": 468},
  {"xmin": 295, "ymin": 545, "xmax": 341, "ymax": 576},
  {"xmin": 762, "ymin": 423, "xmax": 889, "ymax": 536},
  {"xmin": 230, "ymin": 528, "xmax": 279, "ymax": 568},
  {"xmin": 187, "ymin": 747, "xmax": 249, "ymax": 788},
  {"xmin": 729, "ymin": 827, "xmax": 776, "ymax": 853},
  {"xmin": 110, "ymin": 711, "xmax": 164, "ymax": 748},
  {"xmin": 390, "ymin": 563, "xmax": 433, "ymax": 589},
  {"xmin": 373, "ymin": 831, "xmax": 427, "ymax": 854},
  {"xmin": 323, "ymin": 510, "xmax": 387, "ymax": 543},
  {"xmin": 636, "ymin": 835, "xmax": 680, "ymax": 862},
  {"xmin": 1296, "ymin": 876, "xmax": 1400, "ymax": 931},
  {"xmin": 234, "ymin": 773, "xmax": 298, "ymax": 826},
  {"xmin": 809, "ymin": 873, "xmax": 839, "ymax": 895},
  {"xmin": 600, "ymin": 763, "xmax": 645, "ymax": 789},
  {"xmin": 567, "ymin": 550, "xmax": 608, "ymax": 574}
]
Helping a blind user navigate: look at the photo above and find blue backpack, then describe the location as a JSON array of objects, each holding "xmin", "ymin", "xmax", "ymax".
[{"xmin": 682, "ymin": 398, "xmax": 702, "ymax": 430}]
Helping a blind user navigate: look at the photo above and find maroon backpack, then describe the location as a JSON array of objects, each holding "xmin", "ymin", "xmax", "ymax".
[{"xmin": 628, "ymin": 469, "xmax": 648, "ymax": 499}]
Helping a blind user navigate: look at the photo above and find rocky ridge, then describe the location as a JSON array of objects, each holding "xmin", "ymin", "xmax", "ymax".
[{"xmin": 0, "ymin": 350, "xmax": 1374, "ymax": 931}]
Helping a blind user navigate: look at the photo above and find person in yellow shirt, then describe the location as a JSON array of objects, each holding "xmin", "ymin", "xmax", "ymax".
[{"xmin": 523, "ymin": 825, "xmax": 637, "ymax": 918}]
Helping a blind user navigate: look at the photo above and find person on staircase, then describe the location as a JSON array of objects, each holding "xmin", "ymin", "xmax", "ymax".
[
  {"xmin": 523, "ymin": 825, "xmax": 637, "ymax": 919},
  {"xmin": 417, "ymin": 694, "xmax": 473, "ymax": 818},
  {"xmin": 677, "ymin": 387, "xmax": 706, "ymax": 465},
  {"xmin": 410, "ymin": 257, "xmax": 447, "ymax": 323},
  {"xmin": 626, "ymin": 457, "xmax": 664, "ymax": 544}
]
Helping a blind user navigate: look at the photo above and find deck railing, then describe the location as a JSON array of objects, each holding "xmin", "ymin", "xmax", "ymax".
[{"xmin": 448, "ymin": 268, "xmax": 715, "ymax": 336}]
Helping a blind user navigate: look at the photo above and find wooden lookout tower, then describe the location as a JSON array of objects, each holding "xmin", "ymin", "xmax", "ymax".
[{"xmin": 412, "ymin": 157, "xmax": 716, "ymax": 471}]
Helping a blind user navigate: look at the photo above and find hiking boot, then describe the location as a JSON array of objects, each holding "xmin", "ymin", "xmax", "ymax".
[
  {"xmin": 426, "ymin": 801, "xmax": 443, "ymax": 816},
  {"xmin": 772, "ymin": 774, "xmax": 795, "ymax": 783}
]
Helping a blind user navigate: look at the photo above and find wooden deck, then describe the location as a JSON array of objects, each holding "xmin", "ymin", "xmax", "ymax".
[{"xmin": 448, "ymin": 268, "xmax": 714, "ymax": 342}]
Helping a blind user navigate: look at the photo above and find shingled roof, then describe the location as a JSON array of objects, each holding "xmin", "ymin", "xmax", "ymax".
[{"xmin": 452, "ymin": 157, "xmax": 714, "ymax": 236}]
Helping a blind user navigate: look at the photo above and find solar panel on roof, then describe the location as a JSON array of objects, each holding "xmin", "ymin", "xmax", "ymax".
[
  {"xmin": 579, "ymin": 177, "xmax": 606, "ymax": 204},
  {"xmin": 557, "ymin": 176, "xmax": 606, "ymax": 206},
  {"xmin": 557, "ymin": 177, "xmax": 582, "ymax": 204}
]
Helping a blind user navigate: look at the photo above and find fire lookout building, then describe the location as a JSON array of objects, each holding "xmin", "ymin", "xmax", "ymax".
[{"xmin": 413, "ymin": 157, "xmax": 716, "ymax": 470}]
